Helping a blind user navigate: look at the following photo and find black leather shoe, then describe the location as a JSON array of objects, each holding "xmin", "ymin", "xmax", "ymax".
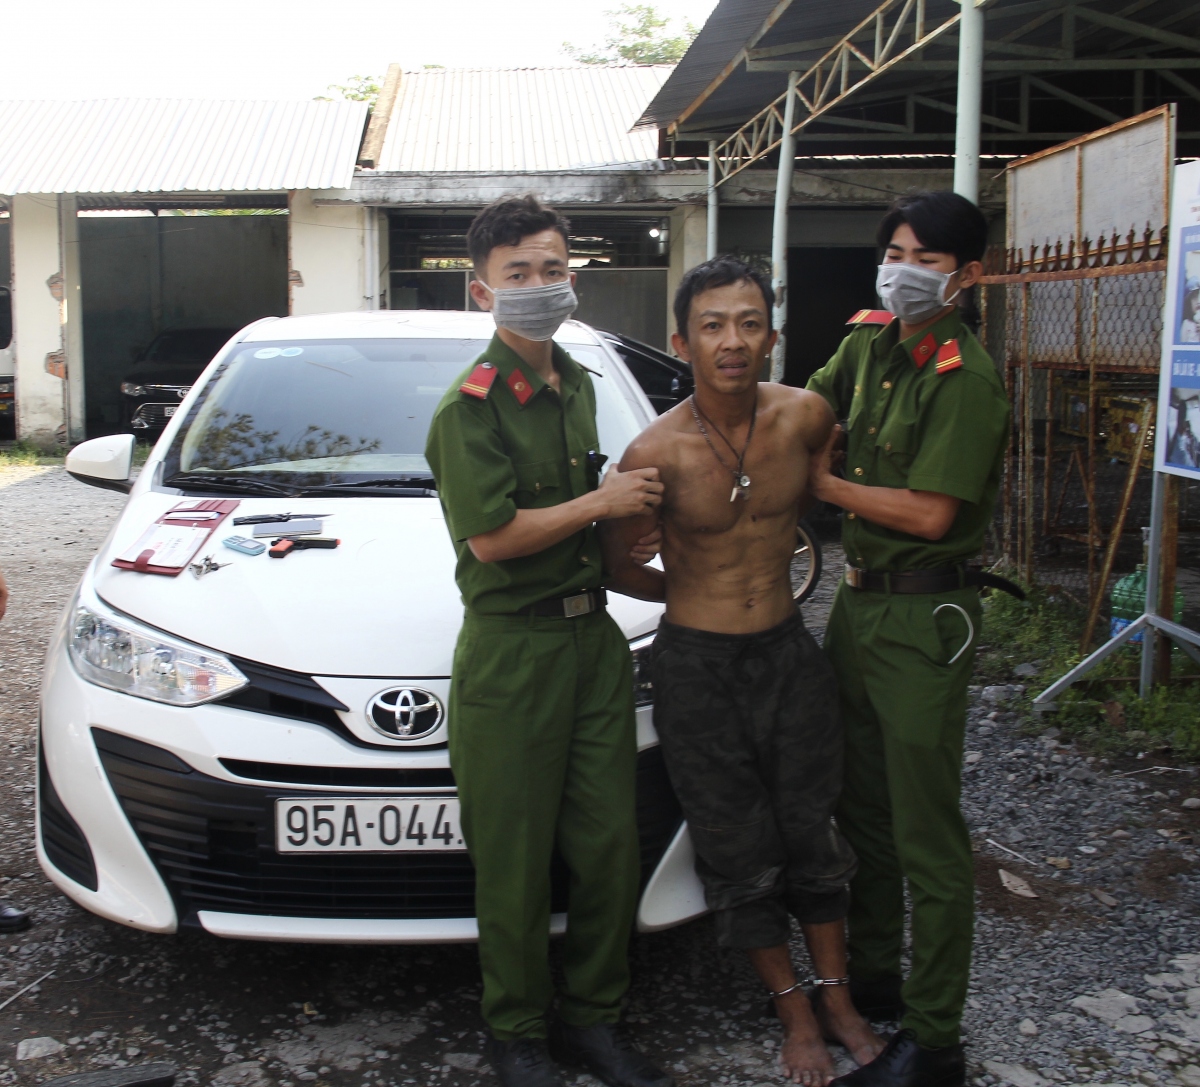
[
  {"xmin": 486, "ymin": 1037, "xmax": 565, "ymax": 1087},
  {"xmin": 0, "ymin": 904, "xmax": 30, "ymax": 934},
  {"xmin": 850, "ymin": 975, "xmax": 905, "ymax": 1020},
  {"xmin": 832, "ymin": 1029, "xmax": 965, "ymax": 1087},
  {"xmin": 554, "ymin": 1023, "xmax": 674, "ymax": 1087}
]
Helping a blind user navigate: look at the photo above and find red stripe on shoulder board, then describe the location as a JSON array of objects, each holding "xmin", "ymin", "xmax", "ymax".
[
  {"xmin": 846, "ymin": 309, "xmax": 896, "ymax": 326},
  {"xmin": 460, "ymin": 362, "xmax": 498, "ymax": 399},
  {"xmin": 935, "ymin": 339, "xmax": 963, "ymax": 373}
]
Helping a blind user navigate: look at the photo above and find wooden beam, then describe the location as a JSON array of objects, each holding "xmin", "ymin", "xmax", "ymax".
[{"xmin": 358, "ymin": 64, "xmax": 402, "ymax": 169}]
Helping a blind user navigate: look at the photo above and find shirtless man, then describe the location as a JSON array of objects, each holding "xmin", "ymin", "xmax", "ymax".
[{"xmin": 604, "ymin": 258, "xmax": 884, "ymax": 1085}]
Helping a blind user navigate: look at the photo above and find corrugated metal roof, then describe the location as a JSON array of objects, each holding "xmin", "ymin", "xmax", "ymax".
[
  {"xmin": 0, "ymin": 99, "xmax": 368, "ymax": 194},
  {"xmin": 376, "ymin": 67, "xmax": 672, "ymax": 172},
  {"xmin": 634, "ymin": 0, "xmax": 790, "ymax": 131}
]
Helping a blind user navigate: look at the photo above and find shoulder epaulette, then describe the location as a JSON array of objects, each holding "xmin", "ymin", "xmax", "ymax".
[
  {"xmin": 846, "ymin": 309, "xmax": 896, "ymax": 326},
  {"xmin": 935, "ymin": 339, "xmax": 963, "ymax": 374},
  {"xmin": 460, "ymin": 361, "xmax": 498, "ymax": 399}
]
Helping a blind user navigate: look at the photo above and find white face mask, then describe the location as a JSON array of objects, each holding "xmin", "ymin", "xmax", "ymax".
[
  {"xmin": 876, "ymin": 262, "xmax": 960, "ymax": 324},
  {"xmin": 479, "ymin": 278, "xmax": 578, "ymax": 342}
]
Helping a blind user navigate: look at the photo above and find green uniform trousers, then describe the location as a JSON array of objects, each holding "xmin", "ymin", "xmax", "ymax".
[
  {"xmin": 824, "ymin": 581, "xmax": 980, "ymax": 1048},
  {"xmin": 449, "ymin": 608, "xmax": 640, "ymax": 1041}
]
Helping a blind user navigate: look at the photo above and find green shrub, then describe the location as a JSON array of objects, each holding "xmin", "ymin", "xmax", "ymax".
[{"xmin": 978, "ymin": 577, "xmax": 1199, "ymax": 762}]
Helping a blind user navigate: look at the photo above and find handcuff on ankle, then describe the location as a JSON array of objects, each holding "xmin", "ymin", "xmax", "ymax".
[{"xmin": 768, "ymin": 977, "xmax": 850, "ymax": 999}]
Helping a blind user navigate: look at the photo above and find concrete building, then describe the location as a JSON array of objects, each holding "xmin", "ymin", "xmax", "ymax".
[
  {"xmin": 11, "ymin": 48, "xmax": 1152, "ymax": 442},
  {"xmin": 0, "ymin": 98, "xmax": 369, "ymax": 445}
]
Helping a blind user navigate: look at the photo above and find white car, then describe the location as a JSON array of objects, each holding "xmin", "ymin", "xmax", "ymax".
[{"xmin": 40, "ymin": 310, "xmax": 706, "ymax": 944}]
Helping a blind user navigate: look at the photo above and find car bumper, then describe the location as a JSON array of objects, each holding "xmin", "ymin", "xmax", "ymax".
[{"xmin": 38, "ymin": 607, "xmax": 706, "ymax": 942}]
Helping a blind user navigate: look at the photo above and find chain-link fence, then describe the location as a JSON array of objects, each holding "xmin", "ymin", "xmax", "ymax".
[{"xmin": 979, "ymin": 240, "xmax": 1200, "ymax": 646}]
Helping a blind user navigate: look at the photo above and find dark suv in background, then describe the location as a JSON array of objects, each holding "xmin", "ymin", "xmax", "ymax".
[{"xmin": 120, "ymin": 328, "xmax": 236, "ymax": 434}]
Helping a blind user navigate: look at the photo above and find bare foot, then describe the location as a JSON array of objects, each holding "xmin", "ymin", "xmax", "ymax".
[
  {"xmin": 813, "ymin": 988, "xmax": 887, "ymax": 1068},
  {"xmin": 775, "ymin": 992, "xmax": 838, "ymax": 1086}
]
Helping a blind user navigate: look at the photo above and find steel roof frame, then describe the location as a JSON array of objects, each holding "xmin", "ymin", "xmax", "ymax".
[{"xmin": 703, "ymin": 0, "xmax": 1200, "ymax": 185}]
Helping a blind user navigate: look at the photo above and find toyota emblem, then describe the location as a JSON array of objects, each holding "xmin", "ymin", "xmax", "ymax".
[{"xmin": 367, "ymin": 687, "xmax": 444, "ymax": 741}]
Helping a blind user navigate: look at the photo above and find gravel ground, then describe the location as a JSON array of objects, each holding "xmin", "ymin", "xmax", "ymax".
[{"xmin": 0, "ymin": 465, "xmax": 1197, "ymax": 1087}]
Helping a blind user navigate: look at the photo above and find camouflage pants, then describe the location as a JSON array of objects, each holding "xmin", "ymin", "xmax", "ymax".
[{"xmin": 650, "ymin": 611, "xmax": 856, "ymax": 949}]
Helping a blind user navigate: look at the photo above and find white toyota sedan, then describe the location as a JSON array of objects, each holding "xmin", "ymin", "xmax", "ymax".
[{"xmin": 40, "ymin": 310, "xmax": 705, "ymax": 944}]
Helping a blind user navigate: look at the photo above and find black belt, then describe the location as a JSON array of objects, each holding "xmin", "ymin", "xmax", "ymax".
[
  {"xmin": 844, "ymin": 564, "xmax": 1025, "ymax": 600},
  {"xmin": 518, "ymin": 589, "xmax": 608, "ymax": 618}
]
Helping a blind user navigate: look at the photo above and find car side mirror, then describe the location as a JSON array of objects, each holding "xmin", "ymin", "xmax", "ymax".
[{"xmin": 66, "ymin": 434, "xmax": 136, "ymax": 494}]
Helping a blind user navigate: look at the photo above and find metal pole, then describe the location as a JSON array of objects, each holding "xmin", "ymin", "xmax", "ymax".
[
  {"xmin": 707, "ymin": 141, "xmax": 719, "ymax": 261},
  {"xmin": 953, "ymin": 0, "xmax": 984, "ymax": 202},
  {"xmin": 1139, "ymin": 468, "xmax": 1167, "ymax": 697},
  {"xmin": 770, "ymin": 72, "xmax": 799, "ymax": 383}
]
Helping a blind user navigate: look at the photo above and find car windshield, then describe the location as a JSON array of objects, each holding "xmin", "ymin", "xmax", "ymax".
[{"xmin": 162, "ymin": 337, "xmax": 647, "ymax": 494}]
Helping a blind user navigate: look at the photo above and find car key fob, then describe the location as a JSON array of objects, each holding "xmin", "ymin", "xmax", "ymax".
[{"xmin": 223, "ymin": 535, "xmax": 267, "ymax": 556}]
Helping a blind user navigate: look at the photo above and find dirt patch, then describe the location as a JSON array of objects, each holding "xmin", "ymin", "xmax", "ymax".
[
  {"xmin": 973, "ymin": 852, "xmax": 1092, "ymax": 926},
  {"xmin": 1136, "ymin": 847, "xmax": 1197, "ymax": 900}
]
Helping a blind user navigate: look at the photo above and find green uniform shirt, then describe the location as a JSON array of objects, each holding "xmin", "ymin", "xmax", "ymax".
[
  {"xmin": 426, "ymin": 333, "xmax": 604, "ymax": 615},
  {"xmin": 806, "ymin": 308, "xmax": 1009, "ymax": 573}
]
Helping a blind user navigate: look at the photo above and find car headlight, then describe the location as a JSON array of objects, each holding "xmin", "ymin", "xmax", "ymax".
[
  {"xmin": 68, "ymin": 592, "xmax": 247, "ymax": 706},
  {"xmin": 630, "ymin": 633, "xmax": 654, "ymax": 707},
  {"xmin": 120, "ymin": 382, "xmax": 147, "ymax": 397}
]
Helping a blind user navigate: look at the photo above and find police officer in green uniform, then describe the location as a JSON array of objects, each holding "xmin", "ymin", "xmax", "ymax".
[
  {"xmin": 805, "ymin": 192, "xmax": 1012, "ymax": 1087},
  {"xmin": 425, "ymin": 195, "xmax": 673, "ymax": 1087}
]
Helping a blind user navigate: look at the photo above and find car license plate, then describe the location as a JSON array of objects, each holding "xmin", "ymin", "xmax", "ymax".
[
  {"xmin": 275, "ymin": 797, "xmax": 465, "ymax": 853},
  {"xmin": 164, "ymin": 405, "xmax": 177, "ymax": 417}
]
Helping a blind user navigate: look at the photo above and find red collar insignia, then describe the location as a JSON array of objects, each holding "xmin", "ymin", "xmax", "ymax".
[
  {"xmin": 507, "ymin": 367, "xmax": 534, "ymax": 405},
  {"xmin": 935, "ymin": 340, "xmax": 963, "ymax": 374},
  {"xmin": 460, "ymin": 361, "xmax": 498, "ymax": 399},
  {"xmin": 912, "ymin": 332, "xmax": 938, "ymax": 368},
  {"xmin": 846, "ymin": 309, "xmax": 896, "ymax": 326}
]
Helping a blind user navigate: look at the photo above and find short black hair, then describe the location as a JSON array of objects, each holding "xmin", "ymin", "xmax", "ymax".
[
  {"xmin": 674, "ymin": 257, "xmax": 774, "ymax": 340},
  {"xmin": 466, "ymin": 194, "xmax": 570, "ymax": 271},
  {"xmin": 876, "ymin": 191, "xmax": 988, "ymax": 268}
]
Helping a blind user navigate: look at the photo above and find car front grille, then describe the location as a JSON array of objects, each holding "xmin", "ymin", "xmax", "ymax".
[
  {"xmin": 219, "ymin": 759, "xmax": 456, "ymax": 789},
  {"xmin": 38, "ymin": 741, "xmax": 98, "ymax": 891},
  {"xmin": 94, "ymin": 728, "xmax": 681, "ymax": 923},
  {"xmin": 215, "ymin": 656, "xmax": 373, "ymax": 745},
  {"xmin": 131, "ymin": 403, "xmax": 181, "ymax": 428}
]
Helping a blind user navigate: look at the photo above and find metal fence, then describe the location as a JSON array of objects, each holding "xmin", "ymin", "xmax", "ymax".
[{"xmin": 979, "ymin": 231, "xmax": 1200, "ymax": 644}]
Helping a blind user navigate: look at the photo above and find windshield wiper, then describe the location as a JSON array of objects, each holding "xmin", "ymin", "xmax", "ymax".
[
  {"xmin": 164, "ymin": 472, "xmax": 300, "ymax": 497},
  {"xmin": 299, "ymin": 477, "xmax": 437, "ymax": 497}
]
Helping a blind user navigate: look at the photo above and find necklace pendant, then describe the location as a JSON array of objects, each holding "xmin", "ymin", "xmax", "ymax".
[
  {"xmin": 729, "ymin": 484, "xmax": 739, "ymax": 503},
  {"xmin": 738, "ymin": 474, "xmax": 751, "ymax": 500}
]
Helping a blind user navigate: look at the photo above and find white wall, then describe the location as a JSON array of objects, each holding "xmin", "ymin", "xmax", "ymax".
[
  {"xmin": 60, "ymin": 197, "xmax": 84, "ymax": 443},
  {"xmin": 666, "ymin": 204, "xmax": 707, "ymax": 345},
  {"xmin": 289, "ymin": 191, "xmax": 377, "ymax": 315},
  {"xmin": 10, "ymin": 194, "xmax": 66, "ymax": 446}
]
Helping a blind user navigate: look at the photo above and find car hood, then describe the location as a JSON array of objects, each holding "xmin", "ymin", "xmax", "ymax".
[{"xmin": 91, "ymin": 492, "xmax": 662, "ymax": 677}]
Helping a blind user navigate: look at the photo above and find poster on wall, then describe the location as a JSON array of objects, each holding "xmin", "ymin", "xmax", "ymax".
[{"xmin": 1158, "ymin": 159, "xmax": 1200, "ymax": 479}]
